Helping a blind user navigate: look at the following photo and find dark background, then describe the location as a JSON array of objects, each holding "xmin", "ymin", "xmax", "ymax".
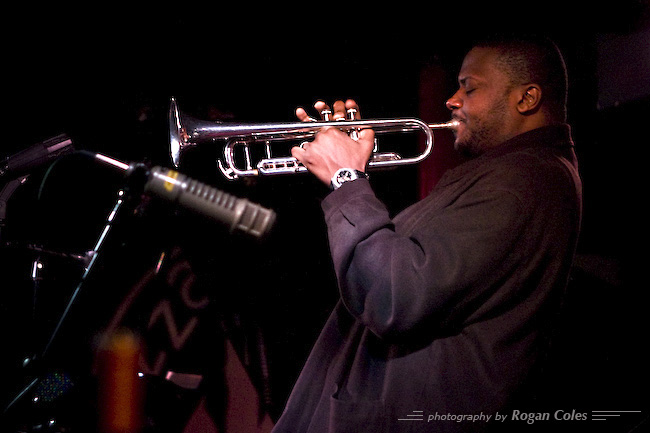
[{"xmin": 1, "ymin": 3, "xmax": 649, "ymax": 432}]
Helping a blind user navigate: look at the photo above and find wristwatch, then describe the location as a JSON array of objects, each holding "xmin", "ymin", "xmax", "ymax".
[{"xmin": 330, "ymin": 168, "xmax": 369, "ymax": 190}]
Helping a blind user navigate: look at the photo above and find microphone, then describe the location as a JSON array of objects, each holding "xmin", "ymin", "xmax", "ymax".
[
  {"xmin": 91, "ymin": 153, "xmax": 276, "ymax": 238},
  {"xmin": 0, "ymin": 134, "xmax": 74, "ymax": 178},
  {"xmin": 144, "ymin": 167, "xmax": 276, "ymax": 238}
]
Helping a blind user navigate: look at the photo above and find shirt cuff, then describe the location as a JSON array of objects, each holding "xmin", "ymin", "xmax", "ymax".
[{"xmin": 321, "ymin": 178, "xmax": 374, "ymax": 219}]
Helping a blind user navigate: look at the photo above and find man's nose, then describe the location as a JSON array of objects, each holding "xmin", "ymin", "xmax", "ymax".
[{"xmin": 445, "ymin": 91, "xmax": 462, "ymax": 111}]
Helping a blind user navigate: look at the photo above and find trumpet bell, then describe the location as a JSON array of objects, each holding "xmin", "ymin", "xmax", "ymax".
[{"xmin": 169, "ymin": 98, "xmax": 183, "ymax": 167}]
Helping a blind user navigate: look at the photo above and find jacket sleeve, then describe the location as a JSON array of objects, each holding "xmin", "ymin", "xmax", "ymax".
[{"xmin": 321, "ymin": 177, "xmax": 528, "ymax": 340}]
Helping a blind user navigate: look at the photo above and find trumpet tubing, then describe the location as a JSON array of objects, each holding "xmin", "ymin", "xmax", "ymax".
[{"xmin": 169, "ymin": 98, "xmax": 459, "ymax": 180}]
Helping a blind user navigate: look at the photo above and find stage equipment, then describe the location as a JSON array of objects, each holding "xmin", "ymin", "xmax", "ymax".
[
  {"xmin": 2, "ymin": 151, "xmax": 276, "ymax": 430},
  {"xmin": 168, "ymin": 98, "xmax": 459, "ymax": 179},
  {"xmin": 1, "ymin": 134, "xmax": 73, "ymax": 178},
  {"xmin": 92, "ymin": 154, "xmax": 276, "ymax": 239}
]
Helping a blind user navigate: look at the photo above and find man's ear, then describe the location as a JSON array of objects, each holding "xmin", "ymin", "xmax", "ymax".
[{"xmin": 516, "ymin": 84, "xmax": 542, "ymax": 114}]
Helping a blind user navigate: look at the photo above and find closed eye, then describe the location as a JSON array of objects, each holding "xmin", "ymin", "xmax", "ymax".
[{"xmin": 458, "ymin": 76, "xmax": 480, "ymax": 96}]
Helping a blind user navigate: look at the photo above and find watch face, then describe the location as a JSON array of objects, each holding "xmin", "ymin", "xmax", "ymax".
[
  {"xmin": 332, "ymin": 168, "xmax": 364, "ymax": 190},
  {"xmin": 338, "ymin": 169, "xmax": 353, "ymax": 182}
]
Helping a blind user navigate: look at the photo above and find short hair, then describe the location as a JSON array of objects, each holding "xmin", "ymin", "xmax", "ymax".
[{"xmin": 473, "ymin": 34, "xmax": 568, "ymax": 122}]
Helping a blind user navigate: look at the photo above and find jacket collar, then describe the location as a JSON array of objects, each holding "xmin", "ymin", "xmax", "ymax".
[
  {"xmin": 434, "ymin": 124, "xmax": 574, "ymax": 190},
  {"xmin": 481, "ymin": 123, "xmax": 574, "ymax": 159}
]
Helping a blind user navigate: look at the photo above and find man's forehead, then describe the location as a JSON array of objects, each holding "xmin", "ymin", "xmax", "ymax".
[{"xmin": 458, "ymin": 47, "xmax": 503, "ymax": 82}]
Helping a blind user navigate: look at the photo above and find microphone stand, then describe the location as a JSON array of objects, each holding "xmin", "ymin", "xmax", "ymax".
[
  {"xmin": 0, "ymin": 175, "xmax": 29, "ymax": 244},
  {"xmin": 2, "ymin": 164, "xmax": 147, "ymax": 427}
]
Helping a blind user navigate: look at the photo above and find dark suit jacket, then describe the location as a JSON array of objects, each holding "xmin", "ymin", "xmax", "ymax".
[{"xmin": 272, "ymin": 125, "xmax": 582, "ymax": 433}]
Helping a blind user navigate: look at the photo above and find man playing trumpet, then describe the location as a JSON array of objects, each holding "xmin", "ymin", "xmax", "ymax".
[{"xmin": 273, "ymin": 34, "xmax": 582, "ymax": 433}]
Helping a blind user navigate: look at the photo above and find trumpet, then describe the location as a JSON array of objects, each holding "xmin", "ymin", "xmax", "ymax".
[{"xmin": 169, "ymin": 98, "xmax": 459, "ymax": 180}]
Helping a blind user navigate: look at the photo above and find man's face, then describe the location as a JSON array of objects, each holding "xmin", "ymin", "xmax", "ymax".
[{"xmin": 446, "ymin": 47, "xmax": 518, "ymax": 157}]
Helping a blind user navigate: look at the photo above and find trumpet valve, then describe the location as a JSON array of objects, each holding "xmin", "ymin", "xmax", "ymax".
[{"xmin": 347, "ymin": 108, "xmax": 359, "ymax": 141}]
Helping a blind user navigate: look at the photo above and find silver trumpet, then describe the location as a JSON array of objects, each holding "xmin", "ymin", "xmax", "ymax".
[{"xmin": 169, "ymin": 98, "xmax": 459, "ymax": 180}]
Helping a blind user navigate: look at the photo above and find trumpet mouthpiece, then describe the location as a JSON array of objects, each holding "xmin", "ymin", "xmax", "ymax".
[{"xmin": 429, "ymin": 119, "xmax": 461, "ymax": 130}]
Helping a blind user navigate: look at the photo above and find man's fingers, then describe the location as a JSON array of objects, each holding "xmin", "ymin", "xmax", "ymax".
[
  {"xmin": 297, "ymin": 99, "xmax": 362, "ymax": 123},
  {"xmin": 301, "ymin": 100, "xmax": 361, "ymax": 121},
  {"xmin": 291, "ymin": 145, "xmax": 306, "ymax": 162},
  {"xmin": 359, "ymin": 127, "xmax": 375, "ymax": 142},
  {"xmin": 345, "ymin": 99, "xmax": 361, "ymax": 119},
  {"xmin": 313, "ymin": 101, "xmax": 332, "ymax": 120},
  {"xmin": 296, "ymin": 107, "xmax": 316, "ymax": 122},
  {"xmin": 359, "ymin": 128, "xmax": 376, "ymax": 156},
  {"xmin": 332, "ymin": 100, "xmax": 347, "ymax": 120}
]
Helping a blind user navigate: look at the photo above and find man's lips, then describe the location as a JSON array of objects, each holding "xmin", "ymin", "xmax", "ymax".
[
  {"xmin": 451, "ymin": 114, "xmax": 466, "ymax": 123},
  {"xmin": 450, "ymin": 116, "xmax": 465, "ymax": 136}
]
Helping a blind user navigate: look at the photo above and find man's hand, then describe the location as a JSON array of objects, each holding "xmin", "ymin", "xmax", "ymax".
[{"xmin": 292, "ymin": 99, "xmax": 375, "ymax": 186}]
